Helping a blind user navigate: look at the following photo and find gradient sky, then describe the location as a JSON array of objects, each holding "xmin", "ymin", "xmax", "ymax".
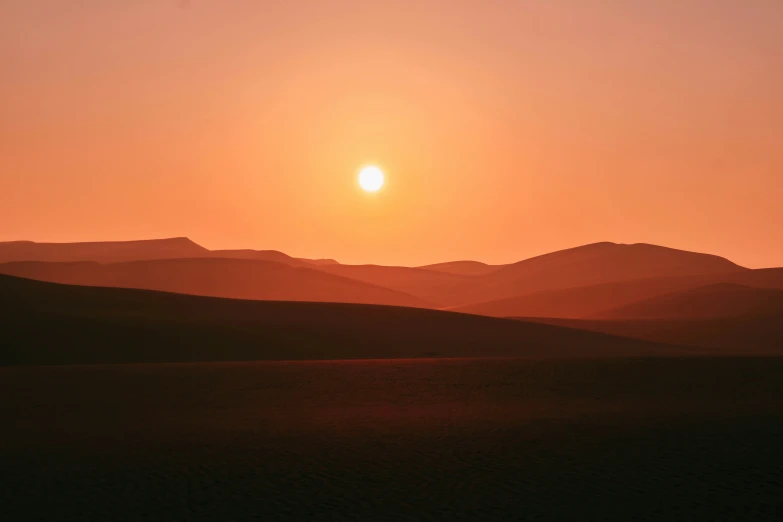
[{"xmin": 2, "ymin": 1, "xmax": 782, "ymax": 267}]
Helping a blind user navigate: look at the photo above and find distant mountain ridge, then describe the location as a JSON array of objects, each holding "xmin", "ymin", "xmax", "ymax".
[
  {"xmin": 440, "ymin": 242, "xmax": 746, "ymax": 307},
  {"xmin": 0, "ymin": 239, "xmax": 341, "ymax": 267},
  {"xmin": 209, "ymin": 249, "xmax": 309, "ymax": 266},
  {"xmin": 418, "ymin": 260, "xmax": 502, "ymax": 276},
  {"xmin": 1, "ymin": 238, "xmax": 764, "ymax": 313},
  {"xmin": 0, "ymin": 237, "xmax": 207, "ymax": 263}
]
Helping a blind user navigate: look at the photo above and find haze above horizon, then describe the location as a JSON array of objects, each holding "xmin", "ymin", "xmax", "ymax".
[{"xmin": 2, "ymin": 1, "xmax": 782, "ymax": 268}]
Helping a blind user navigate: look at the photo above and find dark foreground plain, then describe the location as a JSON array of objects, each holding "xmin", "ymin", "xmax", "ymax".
[{"xmin": 3, "ymin": 358, "xmax": 783, "ymax": 521}]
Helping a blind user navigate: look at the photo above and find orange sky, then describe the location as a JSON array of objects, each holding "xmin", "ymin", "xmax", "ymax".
[{"xmin": 1, "ymin": 1, "xmax": 782, "ymax": 267}]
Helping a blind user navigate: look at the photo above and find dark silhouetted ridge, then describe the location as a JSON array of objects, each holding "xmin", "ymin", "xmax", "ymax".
[
  {"xmin": 0, "ymin": 274, "xmax": 691, "ymax": 365},
  {"xmin": 518, "ymin": 283, "xmax": 783, "ymax": 353},
  {"xmin": 0, "ymin": 258, "xmax": 432, "ymax": 308},
  {"xmin": 596, "ymin": 283, "xmax": 783, "ymax": 320}
]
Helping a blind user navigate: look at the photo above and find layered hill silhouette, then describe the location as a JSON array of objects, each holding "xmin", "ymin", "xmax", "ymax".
[
  {"xmin": 309, "ymin": 242, "xmax": 745, "ymax": 307},
  {"xmin": 438, "ymin": 242, "xmax": 746, "ymax": 307},
  {"xmin": 0, "ymin": 258, "xmax": 430, "ymax": 308},
  {"xmin": 0, "ymin": 239, "xmax": 341, "ymax": 267},
  {"xmin": 2, "ymin": 239, "xmax": 752, "ymax": 311},
  {"xmin": 209, "ymin": 249, "xmax": 310, "ymax": 266},
  {"xmin": 210, "ymin": 249, "xmax": 340, "ymax": 266},
  {"xmin": 418, "ymin": 260, "xmax": 502, "ymax": 276},
  {"xmin": 0, "ymin": 274, "xmax": 693, "ymax": 366},
  {"xmin": 0, "ymin": 237, "xmax": 208, "ymax": 263},
  {"xmin": 316, "ymin": 263, "xmax": 473, "ymax": 304},
  {"xmin": 527, "ymin": 316, "xmax": 783, "ymax": 354},
  {"xmin": 522, "ymin": 284, "xmax": 783, "ymax": 353},
  {"xmin": 451, "ymin": 275, "xmax": 713, "ymax": 318},
  {"xmin": 6, "ymin": 237, "xmax": 780, "ymax": 336},
  {"xmin": 453, "ymin": 268, "xmax": 783, "ymax": 319},
  {"xmin": 2, "ymin": 236, "xmax": 781, "ymax": 363},
  {"xmin": 595, "ymin": 283, "xmax": 783, "ymax": 320}
]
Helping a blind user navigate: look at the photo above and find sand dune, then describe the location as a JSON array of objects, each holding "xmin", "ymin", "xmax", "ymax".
[
  {"xmin": 0, "ymin": 274, "xmax": 692, "ymax": 366},
  {"xmin": 0, "ymin": 258, "xmax": 430, "ymax": 309}
]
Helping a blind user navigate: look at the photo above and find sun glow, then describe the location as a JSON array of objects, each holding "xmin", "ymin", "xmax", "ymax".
[{"xmin": 358, "ymin": 166, "xmax": 385, "ymax": 192}]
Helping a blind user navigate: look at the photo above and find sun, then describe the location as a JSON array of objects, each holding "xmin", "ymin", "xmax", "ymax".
[{"xmin": 358, "ymin": 166, "xmax": 385, "ymax": 192}]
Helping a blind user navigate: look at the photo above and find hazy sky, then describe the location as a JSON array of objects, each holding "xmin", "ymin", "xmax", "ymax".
[{"xmin": 2, "ymin": 1, "xmax": 782, "ymax": 267}]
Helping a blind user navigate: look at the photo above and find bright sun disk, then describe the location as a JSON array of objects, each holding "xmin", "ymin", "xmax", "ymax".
[{"xmin": 358, "ymin": 166, "xmax": 384, "ymax": 192}]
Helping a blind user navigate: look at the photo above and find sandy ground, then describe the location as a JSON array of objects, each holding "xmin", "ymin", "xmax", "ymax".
[{"xmin": 3, "ymin": 357, "xmax": 783, "ymax": 521}]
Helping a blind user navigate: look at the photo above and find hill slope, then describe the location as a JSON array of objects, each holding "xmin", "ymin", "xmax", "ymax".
[
  {"xmin": 0, "ymin": 258, "xmax": 431, "ymax": 308},
  {"xmin": 0, "ymin": 274, "xmax": 692, "ymax": 365},
  {"xmin": 452, "ymin": 268, "xmax": 783, "ymax": 319},
  {"xmin": 2, "ymin": 240, "xmax": 748, "ymax": 310},
  {"xmin": 518, "ymin": 284, "xmax": 783, "ymax": 353},
  {"xmin": 444, "ymin": 242, "xmax": 746, "ymax": 307},
  {"xmin": 0, "ymin": 237, "xmax": 208, "ymax": 263},
  {"xmin": 418, "ymin": 261, "xmax": 502, "ymax": 276},
  {"xmin": 524, "ymin": 315, "xmax": 783, "ymax": 354},
  {"xmin": 209, "ymin": 249, "xmax": 308, "ymax": 266},
  {"xmin": 595, "ymin": 283, "xmax": 783, "ymax": 320},
  {"xmin": 316, "ymin": 264, "xmax": 474, "ymax": 304}
]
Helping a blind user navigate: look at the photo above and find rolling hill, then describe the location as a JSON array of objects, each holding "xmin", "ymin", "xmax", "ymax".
[
  {"xmin": 519, "ymin": 284, "xmax": 783, "ymax": 353},
  {"xmin": 0, "ymin": 237, "xmax": 209, "ymax": 263},
  {"xmin": 452, "ymin": 268, "xmax": 783, "ymax": 319},
  {"xmin": 441, "ymin": 242, "xmax": 747, "ymax": 307},
  {"xmin": 418, "ymin": 260, "xmax": 502, "ymax": 276},
  {"xmin": 525, "ymin": 315, "xmax": 783, "ymax": 354},
  {"xmin": 0, "ymin": 258, "xmax": 431, "ymax": 308},
  {"xmin": 315, "ymin": 242, "xmax": 745, "ymax": 307},
  {"xmin": 315, "ymin": 263, "xmax": 475, "ymax": 304},
  {"xmin": 209, "ymin": 249, "xmax": 309, "ymax": 266},
  {"xmin": 2, "ymin": 239, "xmax": 759, "ymax": 312},
  {"xmin": 0, "ymin": 274, "xmax": 693, "ymax": 365},
  {"xmin": 450, "ymin": 275, "xmax": 713, "ymax": 318},
  {"xmin": 210, "ymin": 249, "xmax": 341, "ymax": 267},
  {"xmin": 595, "ymin": 283, "xmax": 783, "ymax": 320}
]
